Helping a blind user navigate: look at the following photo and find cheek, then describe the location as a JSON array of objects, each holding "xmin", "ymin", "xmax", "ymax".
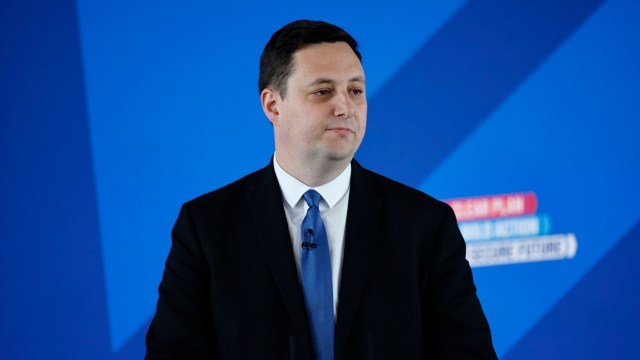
[
  {"xmin": 286, "ymin": 119, "xmax": 314, "ymax": 144},
  {"xmin": 283, "ymin": 105, "xmax": 327, "ymax": 142},
  {"xmin": 358, "ymin": 108, "xmax": 367, "ymax": 133}
]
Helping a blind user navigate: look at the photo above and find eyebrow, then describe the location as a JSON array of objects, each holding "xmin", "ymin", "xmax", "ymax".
[{"xmin": 307, "ymin": 76, "xmax": 366, "ymax": 87}]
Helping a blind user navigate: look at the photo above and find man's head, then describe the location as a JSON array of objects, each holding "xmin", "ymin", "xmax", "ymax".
[
  {"xmin": 259, "ymin": 20, "xmax": 362, "ymax": 98},
  {"xmin": 259, "ymin": 20, "xmax": 366, "ymax": 186}
]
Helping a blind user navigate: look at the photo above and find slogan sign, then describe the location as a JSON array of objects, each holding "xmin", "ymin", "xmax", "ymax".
[{"xmin": 446, "ymin": 192, "xmax": 578, "ymax": 267}]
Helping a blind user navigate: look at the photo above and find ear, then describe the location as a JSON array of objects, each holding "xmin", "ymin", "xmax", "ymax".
[{"xmin": 261, "ymin": 88, "xmax": 281, "ymax": 125}]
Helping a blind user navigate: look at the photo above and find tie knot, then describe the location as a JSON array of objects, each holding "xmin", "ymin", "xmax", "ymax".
[{"xmin": 303, "ymin": 189, "xmax": 321, "ymax": 208}]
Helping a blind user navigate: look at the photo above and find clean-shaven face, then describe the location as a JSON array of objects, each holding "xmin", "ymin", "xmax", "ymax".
[{"xmin": 274, "ymin": 42, "xmax": 367, "ymax": 165}]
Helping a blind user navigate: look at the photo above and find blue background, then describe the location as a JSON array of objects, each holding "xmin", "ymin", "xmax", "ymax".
[{"xmin": 2, "ymin": 0, "xmax": 639, "ymax": 358}]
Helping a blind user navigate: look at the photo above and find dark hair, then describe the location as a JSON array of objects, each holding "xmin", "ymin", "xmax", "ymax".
[{"xmin": 258, "ymin": 20, "xmax": 362, "ymax": 97}]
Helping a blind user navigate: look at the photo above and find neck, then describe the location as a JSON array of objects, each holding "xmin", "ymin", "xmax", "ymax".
[{"xmin": 275, "ymin": 152, "xmax": 351, "ymax": 187}]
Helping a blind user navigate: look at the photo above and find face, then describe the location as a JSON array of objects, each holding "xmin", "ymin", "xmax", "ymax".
[{"xmin": 262, "ymin": 42, "xmax": 367, "ymax": 169}]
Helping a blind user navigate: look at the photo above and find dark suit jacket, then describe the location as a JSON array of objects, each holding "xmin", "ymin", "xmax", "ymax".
[{"xmin": 146, "ymin": 160, "xmax": 497, "ymax": 359}]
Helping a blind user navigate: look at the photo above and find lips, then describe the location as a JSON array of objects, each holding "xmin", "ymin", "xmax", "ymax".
[
  {"xmin": 326, "ymin": 121, "xmax": 356, "ymax": 133},
  {"xmin": 327, "ymin": 127, "xmax": 355, "ymax": 135}
]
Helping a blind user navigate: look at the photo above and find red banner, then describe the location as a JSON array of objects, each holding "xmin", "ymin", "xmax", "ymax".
[{"xmin": 445, "ymin": 192, "xmax": 538, "ymax": 222}]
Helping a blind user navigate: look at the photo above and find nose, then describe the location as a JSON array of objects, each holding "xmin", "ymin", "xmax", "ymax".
[{"xmin": 333, "ymin": 90, "xmax": 355, "ymax": 118}]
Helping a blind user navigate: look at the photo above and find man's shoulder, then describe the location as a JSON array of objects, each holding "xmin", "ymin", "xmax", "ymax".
[
  {"xmin": 355, "ymin": 162, "xmax": 451, "ymax": 214},
  {"xmin": 184, "ymin": 164, "xmax": 273, "ymax": 211}
]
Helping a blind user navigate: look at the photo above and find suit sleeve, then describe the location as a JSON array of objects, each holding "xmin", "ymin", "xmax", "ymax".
[
  {"xmin": 423, "ymin": 204, "xmax": 498, "ymax": 359},
  {"xmin": 145, "ymin": 204, "xmax": 216, "ymax": 359}
]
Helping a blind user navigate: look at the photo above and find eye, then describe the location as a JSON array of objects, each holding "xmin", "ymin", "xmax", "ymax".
[
  {"xmin": 350, "ymin": 88, "xmax": 364, "ymax": 96},
  {"xmin": 312, "ymin": 89, "xmax": 332, "ymax": 96}
]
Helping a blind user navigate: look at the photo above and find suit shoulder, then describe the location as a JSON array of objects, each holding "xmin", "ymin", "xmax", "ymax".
[
  {"xmin": 183, "ymin": 166, "xmax": 269, "ymax": 212},
  {"xmin": 362, "ymin": 167, "xmax": 453, "ymax": 215}
]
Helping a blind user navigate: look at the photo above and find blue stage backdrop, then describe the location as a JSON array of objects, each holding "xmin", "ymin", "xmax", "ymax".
[{"xmin": 2, "ymin": 0, "xmax": 639, "ymax": 358}]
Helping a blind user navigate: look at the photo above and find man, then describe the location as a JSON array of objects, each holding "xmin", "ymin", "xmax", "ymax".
[{"xmin": 146, "ymin": 20, "xmax": 497, "ymax": 359}]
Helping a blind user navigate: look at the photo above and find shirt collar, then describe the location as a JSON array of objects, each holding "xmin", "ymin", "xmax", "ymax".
[{"xmin": 273, "ymin": 154, "xmax": 351, "ymax": 209}]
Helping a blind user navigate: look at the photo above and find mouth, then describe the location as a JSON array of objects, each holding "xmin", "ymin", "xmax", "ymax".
[{"xmin": 326, "ymin": 127, "xmax": 355, "ymax": 135}]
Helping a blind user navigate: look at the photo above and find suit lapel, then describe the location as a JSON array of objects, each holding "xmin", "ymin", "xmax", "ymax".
[
  {"xmin": 244, "ymin": 163, "xmax": 312, "ymax": 355},
  {"xmin": 335, "ymin": 161, "xmax": 381, "ymax": 358}
]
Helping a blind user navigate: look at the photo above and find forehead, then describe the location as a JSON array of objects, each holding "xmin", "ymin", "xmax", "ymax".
[{"xmin": 289, "ymin": 42, "xmax": 365, "ymax": 83}]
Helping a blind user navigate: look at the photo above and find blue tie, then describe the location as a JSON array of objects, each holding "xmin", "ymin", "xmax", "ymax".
[{"xmin": 300, "ymin": 190, "xmax": 334, "ymax": 360}]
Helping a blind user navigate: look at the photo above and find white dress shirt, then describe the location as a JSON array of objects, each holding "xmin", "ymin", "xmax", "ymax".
[{"xmin": 273, "ymin": 155, "xmax": 351, "ymax": 319}]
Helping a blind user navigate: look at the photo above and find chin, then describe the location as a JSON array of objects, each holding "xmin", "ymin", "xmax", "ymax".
[
  {"xmin": 323, "ymin": 148, "xmax": 357, "ymax": 162},
  {"xmin": 320, "ymin": 139, "xmax": 361, "ymax": 161}
]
